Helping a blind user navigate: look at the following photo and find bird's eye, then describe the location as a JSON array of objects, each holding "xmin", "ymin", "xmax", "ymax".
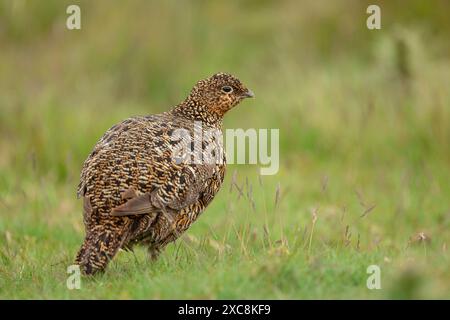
[{"xmin": 221, "ymin": 86, "xmax": 233, "ymax": 93}]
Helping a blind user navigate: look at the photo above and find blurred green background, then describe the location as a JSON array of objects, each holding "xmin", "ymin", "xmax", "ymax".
[{"xmin": 0, "ymin": 0, "xmax": 449, "ymax": 299}]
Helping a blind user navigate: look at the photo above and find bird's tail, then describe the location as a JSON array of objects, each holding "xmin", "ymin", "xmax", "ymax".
[{"xmin": 75, "ymin": 224, "xmax": 128, "ymax": 275}]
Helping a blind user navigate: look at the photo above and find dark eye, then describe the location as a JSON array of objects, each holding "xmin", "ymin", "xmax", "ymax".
[{"xmin": 221, "ymin": 85, "xmax": 233, "ymax": 93}]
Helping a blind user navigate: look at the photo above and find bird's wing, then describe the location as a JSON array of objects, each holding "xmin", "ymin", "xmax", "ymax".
[
  {"xmin": 155, "ymin": 163, "xmax": 218, "ymax": 210},
  {"xmin": 78, "ymin": 114, "xmax": 223, "ymax": 218},
  {"xmin": 110, "ymin": 163, "xmax": 218, "ymax": 216},
  {"xmin": 110, "ymin": 192, "xmax": 159, "ymax": 216}
]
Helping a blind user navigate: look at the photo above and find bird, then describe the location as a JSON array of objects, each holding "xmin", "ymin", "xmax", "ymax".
[{"xmin": 75, "ymin": 72, "xmax": 254, "ymax": 275}]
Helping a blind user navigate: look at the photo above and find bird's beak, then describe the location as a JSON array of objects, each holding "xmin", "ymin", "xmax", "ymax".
[{"xmin": 241, "ymin": 89, "xmax": 255, "ymax": 98}]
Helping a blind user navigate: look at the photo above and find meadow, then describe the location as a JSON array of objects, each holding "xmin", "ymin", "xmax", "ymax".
[{"xmin": 0, "ymin": 0, "xmax": 449, "ymax": 299}]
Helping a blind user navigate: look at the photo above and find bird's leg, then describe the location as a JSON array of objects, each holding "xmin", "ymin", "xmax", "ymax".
[{"xmin": 147, "ymin": 245, "xmax": 161, "ymax": 261}]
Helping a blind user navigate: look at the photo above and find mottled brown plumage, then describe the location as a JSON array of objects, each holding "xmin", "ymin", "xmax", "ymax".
[{"xmin": 75, "ymin": 73, "xmax": 254, "ymax": 274}]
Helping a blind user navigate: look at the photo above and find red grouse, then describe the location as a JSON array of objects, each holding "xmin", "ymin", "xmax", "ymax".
[{"xmin": 75, "ymin": 73, "xmax": 254, "ymax": 274}]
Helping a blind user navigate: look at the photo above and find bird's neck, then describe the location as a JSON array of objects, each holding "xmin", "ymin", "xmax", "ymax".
[{"xmin": 171, "ymin": 99, "xmax": 223, "ymax": 128}]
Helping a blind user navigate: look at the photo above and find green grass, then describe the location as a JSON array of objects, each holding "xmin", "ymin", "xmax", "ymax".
[{"xmin": 0, "ymin": 0, "xmax": 450, "ymax": 299}]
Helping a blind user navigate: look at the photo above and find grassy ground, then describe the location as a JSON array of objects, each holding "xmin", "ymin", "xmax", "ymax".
[{"xmin": 0, "ymin": 0, "xmax": 449, "ymax": 299}]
